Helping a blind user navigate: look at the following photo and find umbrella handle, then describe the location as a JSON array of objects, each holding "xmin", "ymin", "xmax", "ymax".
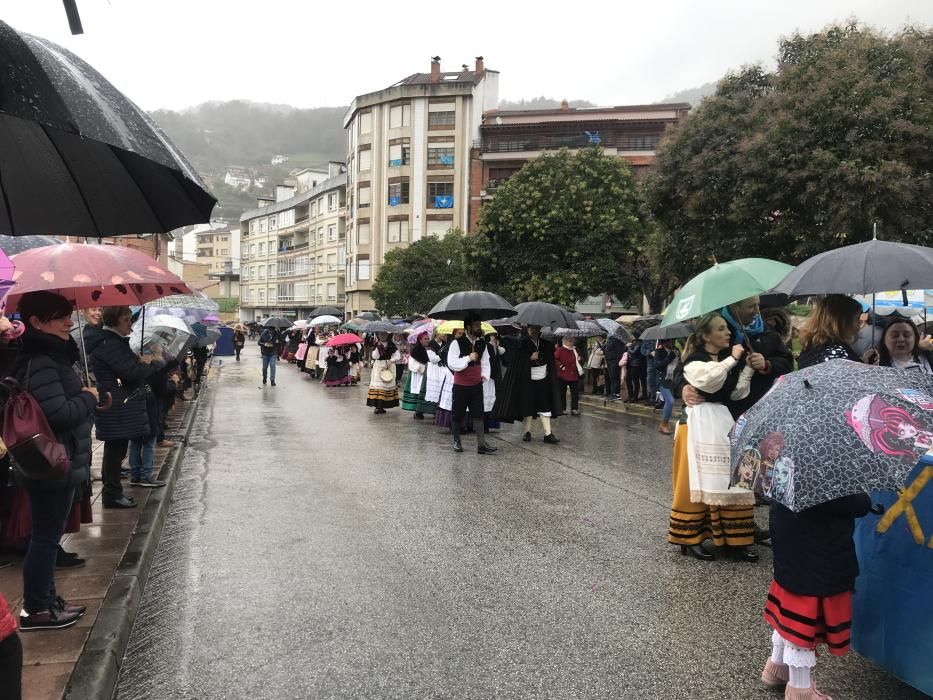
[{"xmin": 96, "ymin": 392, "xmax": 112, "ymax": 412}]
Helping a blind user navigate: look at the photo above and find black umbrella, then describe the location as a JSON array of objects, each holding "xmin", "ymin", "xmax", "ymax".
[
  {"xmin": 628, "ymin": 314, "xmax": 663, "ymax": 335},
  {"xmin": 357, "ymin": 311, "xmax": 380, "ymax": 321},
  {"xmin": 774, "ymin": 239, "xmax": 933, "ymax": 298},
  {"xmin": 0, "ymin": 21, "xmax": 216, "ymax": 236},
  {"xmin": 262, "ymin": 317, "xmax": 293, "ymax": 329},
  {"xmin": 365, "ymin": 320, "xmax": 401, "ymax": 334},
  {"xmin": 0, "ymin": 234, "xmax": 61, "ymax": 254},
  {"xmin": 429, "ymin": 291, "xmax": 516, "ymax": 321},
  {"xmin": 511, "ymin": 301, "xmax": 578, "ymax": 329},
  {"xmin": 640, "ymin": 322, "xmax": 692, "ymax": 341},
  {"xmin": 310, "ymin": 305, "xmax": 342, "ymax": 318}
]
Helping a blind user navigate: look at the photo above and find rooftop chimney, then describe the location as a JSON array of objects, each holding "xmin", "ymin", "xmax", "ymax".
[
  {"xmin": 475, "ymin": 56, "xmax": 485, "ymax": 73},
  {"xmin": 560, "ymin": 99, "xmax": 570, "ymax": 111},
  {"xmin": 430, "ymin": 56, "xmax": 441, "ymax": 83}
]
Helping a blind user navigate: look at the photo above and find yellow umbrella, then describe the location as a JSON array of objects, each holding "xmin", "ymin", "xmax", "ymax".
[{"xmin": 436, "ymin": 320, "xmax": 495, "ymax": 335}]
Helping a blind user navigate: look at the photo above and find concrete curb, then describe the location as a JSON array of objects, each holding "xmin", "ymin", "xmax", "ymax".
[
  {"xmin": 64, "ymin": 397, "xmax": 203, "ymax": 700},
  {"xmin": 579, "ymin": 395, "xmax": 678, "ymax": 419}
]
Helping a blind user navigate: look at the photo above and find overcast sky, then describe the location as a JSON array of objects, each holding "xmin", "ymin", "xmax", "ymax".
[{"xmin": 5, "ymin": 1, "xmax": 931, "ymax": 112}]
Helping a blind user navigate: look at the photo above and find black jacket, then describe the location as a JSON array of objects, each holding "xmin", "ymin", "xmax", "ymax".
[
  {"xmin": 681, "ymin": 348, "xmax": 746, "ymax": 405},
  {"xmin": 495, "ymin": 335, "xmax": 564, "ymax": 421},
  {"xmin": 727, "ymin": 327, "xmax": 794, "ymax": 418},
  {"xmin": 798, "ymin": 342, "xmax": 861, "ymax": 369},
  {"xmin": 604, "ymin": 335, "xmax": 626, "ymax": 363},
  {"xmin": 90, "ymin": 330, "xmax": 160, "ymax": 441},
  {"xmin": 14, "ymin": 329, "xmax": 96, "ymax": 489},
  {"xmin": 771, "ymin": 495, "xmax": 872, "ymax": 596},
  {"xmin": 653, "ymin": 347, "xmax": 676, "ymax": 389}
]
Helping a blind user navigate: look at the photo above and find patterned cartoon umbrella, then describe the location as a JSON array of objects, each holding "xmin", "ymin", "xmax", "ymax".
[{"xmin": 730, "ymin": 360, "xmax": 933, "ymax": 512}]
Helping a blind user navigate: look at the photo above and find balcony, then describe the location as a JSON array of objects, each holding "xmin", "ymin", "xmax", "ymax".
[
  {"xmin": 277, "ymin": 242, "xmax": 310, "ymax": 254},
  {"xmin": 474, "ymin": 133, "xmax": 660, "ymax": 154}
]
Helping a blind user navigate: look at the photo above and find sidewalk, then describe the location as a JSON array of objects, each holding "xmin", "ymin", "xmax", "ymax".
[
  {"xmin": 0, "ymin": 397, "xmax": 198, "ymax": 700},
  {"xmin": 578, "ymin": 392, "xmax": 682, "ymax": 421}
]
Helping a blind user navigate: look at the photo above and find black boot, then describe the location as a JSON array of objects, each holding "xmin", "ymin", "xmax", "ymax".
[{"xmin": 680, "ymin": 544, "xmax": 714, "ymax": 561}]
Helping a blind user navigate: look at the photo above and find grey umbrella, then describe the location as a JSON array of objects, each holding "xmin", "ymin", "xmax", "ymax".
[
  {"xmin": 0, "ymin": 20, "xmax": 215, "ymax": 236},
  {"xmin": 640, "ymin": 322, "xmax": 693, "ymax": 341},
  {"xmin": 262, "ymin": 317, "xmax": 293, "ymax": 329},
  {"xmin": 357, "ymin": 312, "xmax": 381, "ymax": 321},
  {"xmin": 310, "ymin": 305, "xmax": 342, "ymax": 318},
  {"xmin": 774, "ymin": 239, "xmax": 933, "ymax": 297},
  {"xmin": 554, "ymin": 320, "xmax": 604, "ymax": 338},
  {"xmin": 429, "ymin": 290, "xmax": 516, "ymax": 321},
  {"xmin": 0, "ymin": 234, "xmax": 61, "ymax": 254},
  {"xmin": 595, "ymin": 318, "xmax": 634, "ymax": 341},
  {"xmin": 365, "ymin": 320, "xmax": 402, "ymax": 334},
  {"xmin": 511, "ymin": 301, "xmax": 579, "ymax": 329}
]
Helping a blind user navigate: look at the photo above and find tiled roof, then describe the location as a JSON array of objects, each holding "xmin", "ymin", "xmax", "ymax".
[{"xmin": 393, "ymin": 70, "xmax": 487, "ymax": 86}]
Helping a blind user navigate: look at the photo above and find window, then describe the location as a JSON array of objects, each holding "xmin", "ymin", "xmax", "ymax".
[
  {"xmin": 358, "ymin": 185, "xmax": 370, "ymax": 208},
  {"xmin": 250, "ymin": 266, "xmax": 255, "ymax": 279},
  {"xmin": 388, "ymin": 142, "xmax": 411, "ymax": 167},
  {"xmin": 427, "ymin": 181, "xmax": 454, "ymax": 208},
  {"xmin": 268, "ymin": 264, "xmax": 275, "ymax": 278},
  {"xmin": 221, "ymin": 248, "xmax": 228, "ymax": 256},
  {"xmin": 426, "ymin": 220, "xmax": 453, "ymax": 237},
  {"xmin": 357, "ymin": 257, "xmax": 370, "ymax": 280},
  {"xmin": 387, "ymin": 219, "xmax": 409, "ymax": 243},
  {"xmin": 311, "ymin": 201, "xmax": 317, "ymax": 216},
  {"xmin": 222, "ymin": 235, "xmax": 229, "ymax": 242},
  {"xmin": 358, "ymin": 223, "xmax": 371, "ymax": 244},
  {"xmin": 295, "ymin": 283, "xmax": 308, "ymax": 301},
  {"xmin": 328, "ymin": 224, "xmax": 337, "ymax": 241},
  {"xmin": 316, "ymin": 284, "xmax": 323, "ymax": 298},
  {"xmin": 428, "ymin": 146, "xmax": 455, "ymax": 167},
  {"xmin": 318, "ymin": 227, "xmax": 325, "ymax": 245},
  {"xmin": 388, "ymin": 180, "xmax": 409, "ymax": 206},
  {"xmin": 269, "ymin": 216, "xmax": 277, "ymax": 230},
  {"xmin": 259, "ymin": 219, "xmax": 267, "ymax": 233},
  {"xmin": 249, "ymin": 289, "xmax": 255, "ymax": 301},
  {"xmin": 259, "ymin": 266, "xmax": 265, "ymax": 279},
  {"xmin": 389, "ymin": 103, "xmax": 411, "ymax": 128},
  {"xmin": 249, "ymin": 220, "xmax": 257, "ymax": 234},
  {"xmin": 259, "ymin": 289, "xmax": 265, "ymax": 301},
  {"xmin": 269, "ymin": 287, "xmax": 276, "ymax": 301},
  {"xmin": 250, "ymin": 244, "xmax": 256, "ymax": 256},
  {"xmin": 359, "ymin": 112, "xmax": 372, "ymax": 134},
  {"xmin": 428, "ymin": 108, "xmax": 455, "ymax": 129},
  {"xmin": 327, "ymin": 253, "xmax": 337, "ymax": 271},
  {"xmin": 358, "ymin": 149, "xmax": 371, "ymax": 172},
  {"xmin": 327, "ymin": 283, "xmax": 337, "ymax": 301},
  {"xmin": 328, "ymin": 193, "xmax": 337, "ymax": 211},
  {"xmin": 258, "ymin": 242, "xmax": 266, "ymax": 256}
]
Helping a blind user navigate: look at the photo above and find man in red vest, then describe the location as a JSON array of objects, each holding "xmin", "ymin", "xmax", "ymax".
[{"xmin": 447, "ymin": 313, "xmax": 496, "ymax": 455}]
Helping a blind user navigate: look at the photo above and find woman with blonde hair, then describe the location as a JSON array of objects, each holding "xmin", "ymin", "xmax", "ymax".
[{"xmin": 667, "ymin": 312, "xmax": 758, "ymax": 562}]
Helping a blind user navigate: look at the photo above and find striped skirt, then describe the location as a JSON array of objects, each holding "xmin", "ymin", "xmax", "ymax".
[
  {"xmin": 668, "ymin": 423, "xmax": 754, "ymax": 547},
  {"xmin": 764, "ymin": 580, "xmax": 852, "ymax": 655}
]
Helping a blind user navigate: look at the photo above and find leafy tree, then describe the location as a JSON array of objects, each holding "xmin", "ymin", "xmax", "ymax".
[
  {"xmin": 647, "ymin": 23, "xmax": 933, "ymax": 284},
  {"xmin": 371, "ymin": 230, "xmax": 474, "ymax": 316},
  {"xmin": 472, "ymin": 147, "xmax": 650, "ymax": 307}
]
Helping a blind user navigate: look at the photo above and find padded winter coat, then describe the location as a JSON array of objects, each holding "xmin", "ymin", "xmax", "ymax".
[
  {"xmin": 90, "ymin": 330, "xmax": 160, "ymax": 442},
  {"xmin": 14, "ymin": 328, "xmax": 96, "ymax": 489}
]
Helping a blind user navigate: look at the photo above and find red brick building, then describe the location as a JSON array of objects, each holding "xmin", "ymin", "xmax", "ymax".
[{"xmin": 468, "ymin": 101, "xmax": 689, "ymax": 230}]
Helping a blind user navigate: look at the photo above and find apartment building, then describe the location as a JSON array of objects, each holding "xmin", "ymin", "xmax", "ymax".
[
  {"xmin": 342, "ymin": 57, "xmax": 499, "ymax": 316},
  {"xmin": 469, "ymin": 102, "xmax": 690, "ymax": 229},
  {"xmin": 239, "ymin": 164, "xmax": 347, "ymax": 321}
]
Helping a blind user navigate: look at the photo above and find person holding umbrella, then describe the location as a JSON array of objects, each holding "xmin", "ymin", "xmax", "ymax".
[
  {"xmin": 258, "ymin": 324, "xmax": 280, "ymax": 386},
  {"xmin": 496, "ymin": 325, "xmax": 562, "ymax": 444},
  {"xmin": 447, "ymin": 313, "xmax": 496, "ymax": 454},
  {"xmin": 14, "ymin": 291, "xmax": 99, "ymax": 630},
  {"xmin": 367, "ymin": 332, "xmax": 400, "ymax": 414},
  {"xmin": 233, "ymin": 325, "xmax": 246, "ymax": 362}
]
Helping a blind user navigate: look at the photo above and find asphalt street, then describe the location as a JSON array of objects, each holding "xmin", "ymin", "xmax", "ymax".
[{"xmin": 115, "ymin": 347, "xmax": 925, "ymax": 699}]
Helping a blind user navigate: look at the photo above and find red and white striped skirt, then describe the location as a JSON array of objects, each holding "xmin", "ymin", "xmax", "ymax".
[{"xmin": 764, "ymin": 579, "xmax": 852, "ymax": 656}]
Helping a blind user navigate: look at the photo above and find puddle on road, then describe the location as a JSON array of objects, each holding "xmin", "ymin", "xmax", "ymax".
[{"xmin": 115, "ymin": 391, "xmax": 215, "ymax": 699}]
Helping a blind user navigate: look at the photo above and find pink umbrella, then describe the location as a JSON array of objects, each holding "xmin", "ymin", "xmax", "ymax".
[
  {"xmin": 325, "ymin": 333, "xmax": 364, "ymax": 347},
  {"xmin": 0, "ymin": 246, "xmax": 16, "ymax": 311},
  {"xmin": 6, "ymin": 243, "xmax": 191, "ymax": 311}
]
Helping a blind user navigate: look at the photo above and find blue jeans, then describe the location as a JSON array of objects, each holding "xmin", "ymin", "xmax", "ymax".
[
  {"xmin": 129, "ymin": 435, "xmax": 156, "ymax": 481},
  {"xmin": 24, "ymin": 485, "xmax": 75, "ymax": 613},
  {"xmin": 262, "ymin": 353, "xmax": 276, "ymax": 382},
  {"xmin": 659, "ymin": 386, "xmax": 675, "ymax": 422}
]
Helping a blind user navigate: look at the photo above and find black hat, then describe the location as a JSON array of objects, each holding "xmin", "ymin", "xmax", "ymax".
[{"xmin": 463, "ymin": 311, "xmax": 482, "ymax": 325}]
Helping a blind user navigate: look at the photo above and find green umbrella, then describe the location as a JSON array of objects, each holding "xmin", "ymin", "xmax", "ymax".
[{"xmin": 661, "ymin": 258, "xmax": 794, "ymax": 327}]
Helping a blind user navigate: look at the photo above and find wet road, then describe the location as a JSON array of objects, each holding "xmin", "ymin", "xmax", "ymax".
[{"xmin": 116, "ymin": 347, "xmax": 923, "ymax": 700}]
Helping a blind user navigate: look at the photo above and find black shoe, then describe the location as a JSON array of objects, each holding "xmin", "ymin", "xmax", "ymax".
[
  {"xmin": 103, "ymin": 496, "xmax": 137, "ymax": 509},
  {"xmin": 522, "ymin": 432, "xmax": 531, "ymax": 442},
  {"xmin": 19, "ymin": 607, "xmax": 81, "ymax": 631},
  {"xmin": 730, "ymin": 546, "xmax": 760, "ymax": 562},
  {"xmin": 0, "ymin": 559, "xmax": 11, "ymax": 570},
  {"xmin": 452, "ymin": 441, "xmax": 463, "ymax": 453},
  {"xmin": 754, "ymin": 525, "xmax": 772, "ymax": 546},
  {"xmin": 414, "ymin": 412, "xmax": 424, "ymax": 420},
  {"xmin": 543, "ymin": 433, "xmax": 560, "ymax": 444},
  {"xmin": 271, "ymin": 381, "xmax": 276, "ymax": 386},
  {"xmin": 263, "ymin": 379, "xmax": 267, "ymax": 385},
  {"xmin": 477, "ymin": 445, "xmax": 497, "ymax": 454},
  {"xmin": 680, "ymin": 544, "xmax": 714, "ymax": 561},
  {"xmin": 52, "ymin": 596, "xmax": 86, "ymax": 618},
  {"xmin": 56, "ymin": 554, "xmax": 86, "ymax": 569},
  {"xmin": 137, "ymin": 478, "xmax": 166, "ymax": 488}
]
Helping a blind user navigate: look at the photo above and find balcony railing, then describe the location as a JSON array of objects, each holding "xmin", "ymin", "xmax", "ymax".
[
  {"xmin": 277, "ymin": 242, "xmax": 310, "ymax": 254},
  {"xmin": 474, "ymin": 133, "xmax": 660, "ymax": 153}
]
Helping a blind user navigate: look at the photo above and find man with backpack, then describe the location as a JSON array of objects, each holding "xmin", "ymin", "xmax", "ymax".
[{"xmin": 258, "ymin": 326, "xmax": 279, "ymax": 386}]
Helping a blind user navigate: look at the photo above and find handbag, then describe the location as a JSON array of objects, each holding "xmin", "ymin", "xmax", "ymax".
[
  {"xmin": 572, "ymin": 348, "xmax": 584, "ymax": 376},
  {"xmin": 379, "ymin": 367, "xmax": 395, "ymax": 383},
  {"xmin": 2, "ymin": 360, "xmax": 71, "ymax": 480},
  {"xmin": 587, "ymin": 345, "xmax": 605, "ymax": 369}
]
